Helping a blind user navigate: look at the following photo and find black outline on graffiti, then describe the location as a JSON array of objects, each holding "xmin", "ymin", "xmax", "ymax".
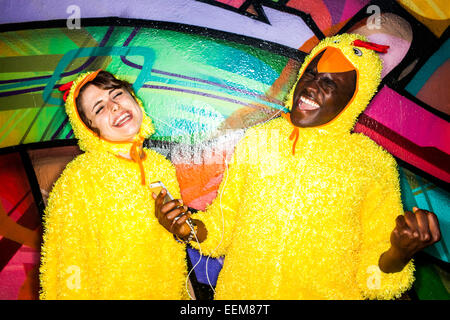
[
  {"xmin": 195, "ymin": 0, "xmax": 325, "ymax": 40},
  {"xmin": 0, "ymin": 17, "xmax": 306, "ymax": 61}
]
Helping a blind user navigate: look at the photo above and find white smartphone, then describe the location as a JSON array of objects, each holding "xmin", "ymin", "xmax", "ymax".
[
  {"xmin": 149, "ymin": 181, "xmax": 174, "ymax": 204},
  {"xmin": 149, "ymin": 181, "xmax": 186, "ymax": 221}
]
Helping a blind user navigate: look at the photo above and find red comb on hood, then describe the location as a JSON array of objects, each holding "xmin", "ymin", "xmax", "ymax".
[
  {"xmin": 58, "ymin": 81, "xmax": 74, "ymax": 102},
  {"xmin": 352, "ymin": 39, "xmax": 389, "ymax": 53}
]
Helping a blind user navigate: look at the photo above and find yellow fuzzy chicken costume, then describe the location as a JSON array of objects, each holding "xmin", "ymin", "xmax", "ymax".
[
  {"xmin": 191, "ymin": 34, "xmax": 414, "ymax": 300},
  {"xmin": 40, "ymin": 71, "xmax": 188, "ymax": 299}
]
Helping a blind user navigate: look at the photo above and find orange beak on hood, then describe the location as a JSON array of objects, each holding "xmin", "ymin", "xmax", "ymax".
[
  {"xmin": 317, "ymin": 47, "xmax": 355, "ymax": 74},
  {"xmin": 73, "ymin": 69, "xmax": 102, "ymax": 100}
]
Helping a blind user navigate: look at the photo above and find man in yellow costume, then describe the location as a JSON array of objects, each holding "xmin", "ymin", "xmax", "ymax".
[
  {"xmin": 40, "ymin": 70, "xmax": 190, "ymax": 299},
  {"xmin": 156, "ymin": 34, "xmax": 441, "ymax": 300}
]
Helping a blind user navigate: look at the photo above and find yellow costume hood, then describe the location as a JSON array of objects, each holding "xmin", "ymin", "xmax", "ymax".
[
  {"xmin": 63, "ymin": 70, "xmax": 155, "ymax": 156},
  {"xmin": 284, "ymin": 33, "xmax": 383, "ymax": 136}
]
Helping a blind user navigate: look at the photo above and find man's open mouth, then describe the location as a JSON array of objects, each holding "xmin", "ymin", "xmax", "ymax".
[{"xmin": 297, "ymin": 95, "xmax": 320, "ymax": 111}]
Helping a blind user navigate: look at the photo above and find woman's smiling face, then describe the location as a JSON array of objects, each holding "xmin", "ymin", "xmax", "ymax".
[{"xmin": 79, "ymin": 84, "xmax": 143, "ymax": 142}]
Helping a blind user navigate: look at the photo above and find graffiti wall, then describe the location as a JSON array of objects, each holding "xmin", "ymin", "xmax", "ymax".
[{"xmin": 0, "ymin": 0, "xmax": 448, "ymax": 300}]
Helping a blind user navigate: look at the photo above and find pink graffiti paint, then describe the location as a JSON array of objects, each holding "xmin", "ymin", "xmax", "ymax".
[
  {"xmin": 364, "ymin": 86, "xmax": 449, "ymax": 154},
  {"xmin": 354, "ymin": 86, "xmax": 450, "ymax": 182},
  {"xmin": 215, "ymin": 0, "xmax": 246, "ymax": 8},
  {"xmin": 287, "ymin": 0, "xmax": 332, "ymax": 31},
  {"xmin": 0, "ymin": 246, "xmax": 40, "ymax": 300},
  {"xmin": 363, "ymin": 33, "xmax": 412, "ymax": 78},
  {"xmin": 354, "ymin": 122, "xmax": 450, "ymax": 182},
  {"xmin": 341, "ymin": 0, "xmax": 371, "ymax": 23}
]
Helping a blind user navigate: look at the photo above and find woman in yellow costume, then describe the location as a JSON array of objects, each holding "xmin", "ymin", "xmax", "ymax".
[
  {"xmin": 156, "ymin": 34, "xmax": 441, "ymax": 300},
  {"xmin": 40, "ymin": 70, "xmax": 191, "ymax": 299}
]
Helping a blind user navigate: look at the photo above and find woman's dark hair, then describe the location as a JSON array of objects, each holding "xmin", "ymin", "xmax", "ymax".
[{"xmin": 75, "ymin": 71, "xmax": 135, "ymax": 136}]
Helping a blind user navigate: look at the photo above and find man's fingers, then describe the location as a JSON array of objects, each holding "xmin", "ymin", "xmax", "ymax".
[
  {"xmin": 174, "ymin": 211, "xmax": 191, "ymax": 226},
  {"xmin": 414, "ymin": 209, "xmax": 431, "ymax": 242},
  {"xmin": 427, "ymin": 211, "xmax": 442, "ymax": 243},
  {"xmin": 172, "ymin": 212, "xmax": 193, "ymax": 238},
  {"xmin": 154, "ymin": 189, "xmax": 166, "ymax": 220},
  {"xmin": 404, "ymin": 211, "xmax": 419, "ymax": 237},
  {"xmin": 155, "ymin": 189, "xmax": 166, "ymax": 208},
  {"xmin": 166, "ymin": 206, "xmax": 188, "ymax": 220},
  {"xmin": 395, "ymin": 214, "xmax": 409, "ymax": 233},
  {"xmin": 161, "ymin": 199, "xmax": 184, "ymax": 214}
]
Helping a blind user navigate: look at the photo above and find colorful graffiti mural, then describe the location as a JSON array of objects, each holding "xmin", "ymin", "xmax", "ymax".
[{"xmin": 0, "ymin": 0, "xmax": 448, "ymax": 300}]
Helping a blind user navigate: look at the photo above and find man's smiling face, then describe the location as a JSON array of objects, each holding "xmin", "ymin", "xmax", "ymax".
[{"xmin": 290, "ymin": 50, "xmax": 357, "ymax": 128}]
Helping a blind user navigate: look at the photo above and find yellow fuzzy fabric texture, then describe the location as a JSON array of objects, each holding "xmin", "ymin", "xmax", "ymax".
[
  {"xmin": 190, "ymin": 34, "xmax": 414, "ymax": 300},
  {"xmin": 40, "ymin": 72, "xmax": 188, "ymax": 299}
]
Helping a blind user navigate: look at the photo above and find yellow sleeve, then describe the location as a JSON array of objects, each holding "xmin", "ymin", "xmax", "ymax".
[
  {"xmin": 356, "ymin": 157, "xmax": 415, "ymax": 300},
  {"xmin": 190, "ymin": 133, "xmax": 251, "ymax": 257},
  {"xmin": 39, "ymin": 162, "xmax": 95, "ymax": 299}
]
